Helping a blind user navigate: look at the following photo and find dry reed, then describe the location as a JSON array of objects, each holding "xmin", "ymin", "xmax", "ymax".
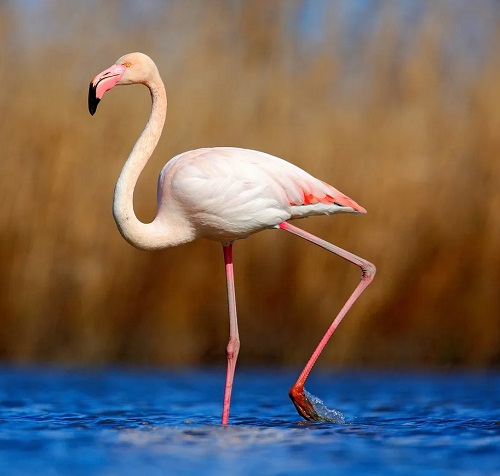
[{"xmin": 0, "ymin": 1, "xmax": 498, "ymax": 368}]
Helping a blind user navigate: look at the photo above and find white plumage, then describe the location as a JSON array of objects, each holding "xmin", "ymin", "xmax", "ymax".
[{"xmin": 159, "ymin": 147, "xmax": 364, "ymax": 243}]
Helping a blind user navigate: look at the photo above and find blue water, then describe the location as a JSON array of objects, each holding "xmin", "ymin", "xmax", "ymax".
[{"xmin": 0, "ymin": 366, "xmax": 498, "ymax": 475}]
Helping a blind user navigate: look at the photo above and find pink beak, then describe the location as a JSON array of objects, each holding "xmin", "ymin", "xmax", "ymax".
[{"xmin": 88, "ymin": 64, "xmax": 127, "ymax": 115}]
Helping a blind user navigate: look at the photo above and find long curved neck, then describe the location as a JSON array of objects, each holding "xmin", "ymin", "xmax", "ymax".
[{"xmin": 112, "ymin": 78, "xmax": 176, "ymax": 250}]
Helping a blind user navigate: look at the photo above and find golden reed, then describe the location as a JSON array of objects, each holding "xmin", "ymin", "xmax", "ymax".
[{"xmin": 0, "ymin": 2, "xmax": 498, "ymax": 367}]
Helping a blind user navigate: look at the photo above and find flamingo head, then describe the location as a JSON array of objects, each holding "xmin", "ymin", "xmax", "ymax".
[{"xmin": 88, "ymin": 52, "xmax": 158, "ymax": 115}]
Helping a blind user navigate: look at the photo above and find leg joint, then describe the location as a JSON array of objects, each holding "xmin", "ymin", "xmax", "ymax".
[
  {"xmin": 362, "ymin": 261, "xmax": 377, "ymax": 281},
  {"xmin": 226, "ymin": 338, "xmax": 240, "ymax": 360}
]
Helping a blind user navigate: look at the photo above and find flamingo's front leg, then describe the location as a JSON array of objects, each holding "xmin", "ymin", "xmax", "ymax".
[{"xmin": 221, "ymin": 243, "xmax": 240, "ymax": 425}]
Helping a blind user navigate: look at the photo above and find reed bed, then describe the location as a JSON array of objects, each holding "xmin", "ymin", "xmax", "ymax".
[{"xmin": 0, "ymin": 1, "xmax": 498, "ymax": 367}]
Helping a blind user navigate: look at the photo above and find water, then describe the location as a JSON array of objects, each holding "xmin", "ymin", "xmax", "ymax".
[{"xmin": 0, "ymin": 366, "xmax": 498, "ymax": 476}]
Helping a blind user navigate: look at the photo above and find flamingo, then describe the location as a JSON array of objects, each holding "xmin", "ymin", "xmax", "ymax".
[{"xmin": 88, "ymin": 52, "xmax": 375, "ymax": 425}]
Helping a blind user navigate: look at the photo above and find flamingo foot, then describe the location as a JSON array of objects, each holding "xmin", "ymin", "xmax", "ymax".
[
  {"xmin": 289, "ymin": 384, "xmax": 321, "ymax": 421},
  {"xmin": 289, "ymin": 385, "xmax": 345, "ymax": 423}
]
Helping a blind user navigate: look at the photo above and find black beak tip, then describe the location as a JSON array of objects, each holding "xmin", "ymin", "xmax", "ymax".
[{"xmin": 88, "ymin": 83, "xmax": 100, "ymax": 116}]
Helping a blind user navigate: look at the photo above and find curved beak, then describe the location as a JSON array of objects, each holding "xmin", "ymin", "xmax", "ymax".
[{"xmin": 88, "ymin": 64, "xmax": 127, "ymax": 115}]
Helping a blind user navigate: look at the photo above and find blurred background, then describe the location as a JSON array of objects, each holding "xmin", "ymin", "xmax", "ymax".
[{"xmin": 0, "ymin": 0, "xmax": 498, "ymax": 369}]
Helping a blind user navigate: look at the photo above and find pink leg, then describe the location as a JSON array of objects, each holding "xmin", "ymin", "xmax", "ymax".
[
  {"xmin": 279, "ymin": 222, "xmax": 376, "ymax": 421},
  {"xmin": 221, "ymin": 243, "xmax": 240, "ymax": 425}
]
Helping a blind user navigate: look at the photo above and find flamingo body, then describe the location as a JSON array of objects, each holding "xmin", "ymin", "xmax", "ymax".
[
  {"xmin": 158, "ymin": 146, "xmax": 365, "ymax": 244},
  {"xmin": 89, "ymin": 52, "xmax": 375, "ymax": 425}
]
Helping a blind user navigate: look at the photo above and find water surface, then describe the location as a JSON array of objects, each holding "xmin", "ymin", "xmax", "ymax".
[{"xmin": 0, "ymin": 366, "xmax": 498, "ymax": 475}]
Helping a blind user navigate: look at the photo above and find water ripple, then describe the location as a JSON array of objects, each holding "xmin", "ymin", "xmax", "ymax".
[{"xmin": 0, "ymin": 367, "xmax": 499, "ymax": 475}]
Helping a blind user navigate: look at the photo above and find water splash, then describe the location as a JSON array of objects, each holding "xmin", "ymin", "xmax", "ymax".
[{"xmin": 304, "ymin": 390, "xmax": 345, "ymax": 423}]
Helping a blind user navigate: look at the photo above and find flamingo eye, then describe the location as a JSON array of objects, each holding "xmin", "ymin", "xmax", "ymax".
[{"xmin": 124, "ymin": 61, "xmax": 132, "ymax": 67}]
